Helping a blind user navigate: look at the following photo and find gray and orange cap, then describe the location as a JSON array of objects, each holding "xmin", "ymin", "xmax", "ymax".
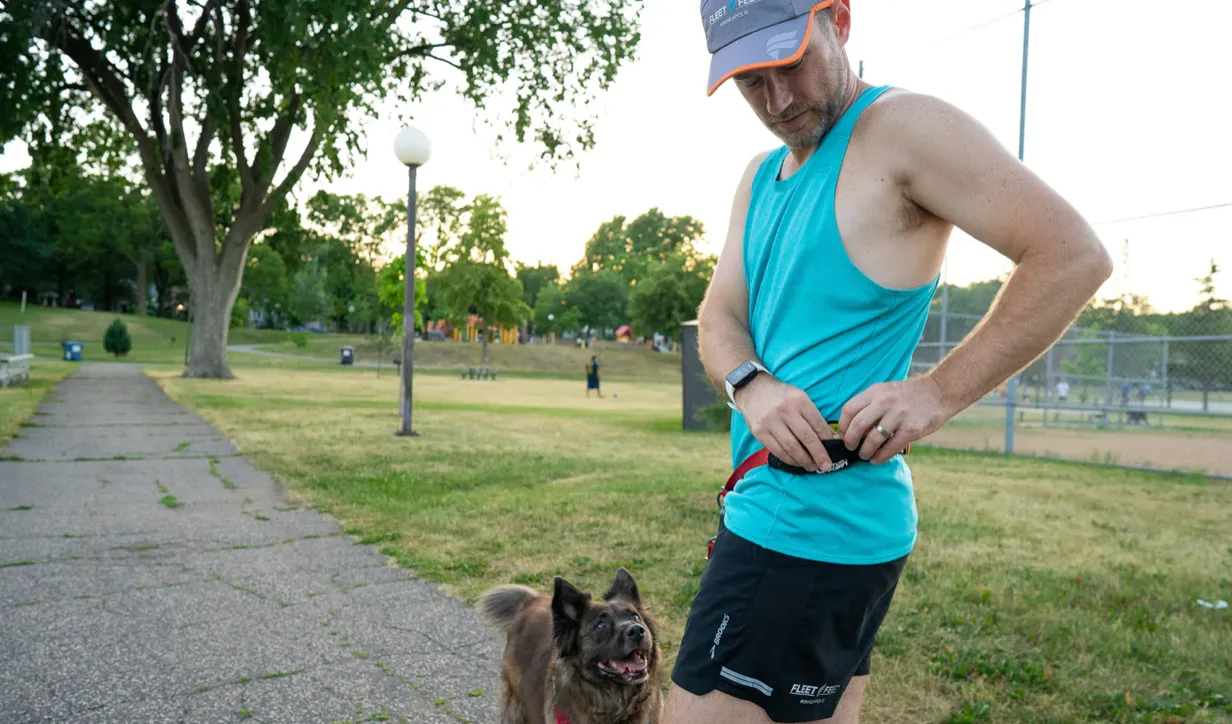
[{"xmin": 701, "ymin": 0, "xmax": 834, "ymax": 96}]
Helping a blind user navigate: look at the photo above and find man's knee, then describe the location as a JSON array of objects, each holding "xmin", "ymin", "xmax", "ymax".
[
  {"xmin": 662, "ymin": 683, "xmax": 772, "ymax": 724},
  {"xmin": 662, "ymin": 678, "xmax": 868, "ymax": 724}
]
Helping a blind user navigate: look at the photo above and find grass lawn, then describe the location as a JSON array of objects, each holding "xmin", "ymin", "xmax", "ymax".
[
  {"xmin": 0, "ymin": 360, "xmax": 79, "ymax": 451},
  {"xmin": 0, "ymin": 301, "xmax": 285, "ymax": 364},
  {"xmin": 249, "ymin": 334, "xmax": 682, "ymax": 381},
  {"xmin": 151, "ymin": 366, "xmax": 1232, "ymax": 724}
]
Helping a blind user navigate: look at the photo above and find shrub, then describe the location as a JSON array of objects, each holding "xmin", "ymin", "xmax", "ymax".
[{"xmin": 104, "ymin": 319, "xmax": 132, "ymax": 357}]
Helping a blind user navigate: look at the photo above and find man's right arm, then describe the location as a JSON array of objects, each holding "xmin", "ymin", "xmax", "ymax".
[
  {"xmin": 696, "ymin": 153, "xmax": 765, "ymax": 395},
  {"xmin": 697, "ymin": 152, "xmax": 838, "ymax": 473}
]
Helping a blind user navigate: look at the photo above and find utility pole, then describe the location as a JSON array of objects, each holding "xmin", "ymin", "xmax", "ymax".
[
  {"xmin": 1017, "ymin": 0, "xmax": 1032, "ymax": 163},
  {"xmin": 1006, "ymin": 0, "xmax": 1032, "ymax": 455}
]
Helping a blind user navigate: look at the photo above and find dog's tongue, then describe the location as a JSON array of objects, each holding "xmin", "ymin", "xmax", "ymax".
[{"xmin": 614, "ymin": 655, "xmax": 647, "ymax": 675}]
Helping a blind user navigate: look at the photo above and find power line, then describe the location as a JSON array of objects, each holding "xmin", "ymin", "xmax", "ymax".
[
  {"xmin": 1093, "ymin": 201, "xmax": 1232, "ymax": 226},
  {"xmin": 947, "ymin": 7, "xmax": 1022, "ymax": 40}
]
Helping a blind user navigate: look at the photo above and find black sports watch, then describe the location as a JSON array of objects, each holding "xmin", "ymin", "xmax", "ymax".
[{"xmin": 724, "ymin": 360, "xmax": 768, "ymax": 406}]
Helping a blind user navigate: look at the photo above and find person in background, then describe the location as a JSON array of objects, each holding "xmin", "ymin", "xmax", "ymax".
[{"xmin": 586, "ymin": 356, "xmax": 602, "ymax": 398}]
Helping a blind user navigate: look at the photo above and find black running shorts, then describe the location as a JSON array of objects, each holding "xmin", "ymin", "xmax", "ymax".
[{"xmin": 671, "ymin": 521, "xmax": 908, "ymax": 723}]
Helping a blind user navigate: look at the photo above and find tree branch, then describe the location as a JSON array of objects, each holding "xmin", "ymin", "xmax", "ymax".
[
  {"xmin": 184, "ymin": 0, "xmax": 221, "ymax": 55},
  {"xmin": 49, "ymin": 26, "xmax": 147, "ymax": 141},
  {"xmin": 227, "ymin": 0, "xmax": 255, "ymax": 200},
  {"xmin": 426, "ymin": 52, "xmax": 463, "ymax": 72},
  {"xmin": 257, "ymin": 122, "xmax": 322, "ymax": 223},
  {"xmin": 251, "ymin": 90, "xmax": 301, "ymax": 196},
  {"xmin": 400, "ymin": 42, "xmax": 449, "ymax": 59},
  {"xmin": 193, "ymin": 113, "xmax": 215, "ymax": 216},
  {"xmin": 380, "ymin": 0, "xmax": 418, "ymax": 29},
  {"xmin": 163, "ymin": 9, "xmax": 214, "ymax": 258}
]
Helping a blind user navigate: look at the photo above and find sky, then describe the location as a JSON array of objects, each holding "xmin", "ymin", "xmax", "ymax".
[{"xmin": 4, "ymin": 0, "xmax": 1230, "ymax": 313}]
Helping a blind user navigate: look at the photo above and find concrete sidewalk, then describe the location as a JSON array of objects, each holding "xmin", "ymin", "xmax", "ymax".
[{"xmin": 0, "ymin": 364, "xmax": 503, "ymax": 723}]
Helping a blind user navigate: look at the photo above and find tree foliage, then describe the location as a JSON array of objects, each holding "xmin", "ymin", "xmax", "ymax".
[
  {"xmin": 564, "ymin": 267, "xmax": 627, "ymax": 334},
  {"xmin": 628, "ymin": 251, "xmax": 715, "ymax": 342},
  {"xmin": 2, "ymin": 0, "xmax": 645, "ymax": 377},
  {"xmin": 577, "ymin": 207, "xmax": 707, "ymax": 287}
]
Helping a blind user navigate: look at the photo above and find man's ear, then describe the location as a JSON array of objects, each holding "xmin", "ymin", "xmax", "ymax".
[
  {"xmin": 552, "ymin": 577, "xmax": 590, "ymax": 658},
  {"xmin": 603, "ymin": 567, "xmax": 641, "ymax": 605}
]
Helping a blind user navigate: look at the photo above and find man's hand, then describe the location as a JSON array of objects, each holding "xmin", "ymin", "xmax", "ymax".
[
  {"xmin": 735, "ymin": 375, "xmax": 838, "ymax": 472},
  {"xmin": 838, "ymin": 377, "xmax": 954, "ymax": 465}
]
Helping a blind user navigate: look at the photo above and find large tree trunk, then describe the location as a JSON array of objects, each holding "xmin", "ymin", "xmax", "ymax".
[
  {"xmin": 182, "ymin": 240, "xmax": 248, "ymax": 379},
  {"xmin": 135, "ymin": 259, "xmax": 149, "ymax": 317}
]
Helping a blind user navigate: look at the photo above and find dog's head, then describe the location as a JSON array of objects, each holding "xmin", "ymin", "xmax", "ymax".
[{"xmin": 551, "ymin": 567, "xmax": 659, "ymax": 686}]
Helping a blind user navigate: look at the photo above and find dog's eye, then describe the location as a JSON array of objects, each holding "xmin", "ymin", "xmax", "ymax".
[
  {"xmin": 596, "ymin": 621, "xmax": 608, "ymax": 630},
  {"xmin": 631, "ymin": 614, "xmax": 640, "ymax": 622}
]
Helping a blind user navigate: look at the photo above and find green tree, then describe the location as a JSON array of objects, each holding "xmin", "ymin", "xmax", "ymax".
[
  {"xmin": 4, "ymin": 0, "xmax": 645, "ymax": 378},
  {"xmin": 578, "ymin": 208, "xmax": 707, "ymax": 287},
  {"xmin": 417, "ymin": 185, "xmax": 469, "ymax": 271},
  {"xmin": 435, "ymin": 260, "xmax": 530, "ymax": 363},
  {"xmin": 516, "ymin": 262, "xmax": 561, "ymax": 310},
  {"xmin": 628, "ymin": 251, "xmax": 716, "ymax": 342},
  {"xmin": 533, "ymin": 283, "xmax": 582, "ymax": 337},
  {"xmin": 377, "ymin": 251, "xmax": 429, "ymax": 336},
  {"xmin": 565, "ymin": 268, "xmax": 629, "ymax": 337},
  {"xmin": 240, "ymin": 244, "xmax": 289, "ymax": 326},
  {"xmin": 287, "ymin": 266, "xmax": 331, "ymax": 327},
  {"xmin": 304, "ymin": 191, "xmax": 401, "ymax": 269},
  {"xmin": 103, "ymin": 318, "xmax": 132, "ymax": 357},
  {"xmin": 1168, "ymin": 260, "xmax": 1232, "ymax": 409}
]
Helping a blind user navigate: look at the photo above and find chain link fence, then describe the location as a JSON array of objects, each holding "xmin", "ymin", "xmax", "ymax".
[{"xmin": 912, "ymin": 309, "xmax": 1232, "ymax": 479}]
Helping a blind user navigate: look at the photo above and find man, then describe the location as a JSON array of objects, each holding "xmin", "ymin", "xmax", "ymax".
[
  {"xmin": 586, "ymin": 355, "xmax": 603, "ymax": 398},
  {"xmin": 664, "ymin": 2, "xmax": 1112, "ymax": 723}
]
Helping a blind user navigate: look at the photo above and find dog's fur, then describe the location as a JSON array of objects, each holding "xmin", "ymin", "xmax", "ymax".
[{"xmin": 477, "ymin": 568, "xmax": 663, "ymax": 724}]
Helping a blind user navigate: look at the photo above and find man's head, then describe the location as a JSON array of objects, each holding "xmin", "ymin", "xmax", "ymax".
[{"xmin": 701, "ymin": 0, "xmax": 854, "ymax": 148}]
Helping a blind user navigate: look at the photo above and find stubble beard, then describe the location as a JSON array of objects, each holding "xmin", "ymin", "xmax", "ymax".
[{"xmin": 768, "ymin": 51, "xmax": 848, "ymax": 149}]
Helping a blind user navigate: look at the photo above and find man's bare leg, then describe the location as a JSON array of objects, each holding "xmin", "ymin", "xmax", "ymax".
[{"xmin": 661, "ymin": 677, "xmax": 868, "ymax": 724}]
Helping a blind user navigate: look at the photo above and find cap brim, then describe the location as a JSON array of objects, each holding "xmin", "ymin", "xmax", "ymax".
[{"xmin": 706, "ymin": 0, "xmax": 832, "ymax": 96}]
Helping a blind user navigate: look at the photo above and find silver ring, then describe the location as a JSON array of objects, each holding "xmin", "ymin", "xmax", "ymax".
[{"xmin": 873, "ymin": 423, "xmax": 892, "ymax": 438}]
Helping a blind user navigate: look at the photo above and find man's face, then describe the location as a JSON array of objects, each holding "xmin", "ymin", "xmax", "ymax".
[{"xmin": 733, "ymin": 13, "xmax": 849, "ymax": 149}]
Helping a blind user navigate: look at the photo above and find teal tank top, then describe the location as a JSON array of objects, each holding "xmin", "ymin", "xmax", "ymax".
[{"xmin": 724, "ymin": 85, "xmax": 939, "ymax": 565}]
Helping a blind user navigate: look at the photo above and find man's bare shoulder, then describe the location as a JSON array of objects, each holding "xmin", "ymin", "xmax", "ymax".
[
  {"xmin": 730, "ymin": 148, "xmax": 778, "ymax": 198},
  {"xmin": 744, "ymin": 148, "xmax": 777, "ymax": 179},
  {"xmin": 861, "ymin": 89, "xmax": 985, "ymax": 136},
  {"xmin": 858, "ymin": 89, "xmax": 1010, "ymax": 176}
]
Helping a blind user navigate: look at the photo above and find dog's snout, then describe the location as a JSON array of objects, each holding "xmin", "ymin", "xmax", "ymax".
[{"xmin": 627, "ymin": 624, "xmax": 646, "ymax": 641}]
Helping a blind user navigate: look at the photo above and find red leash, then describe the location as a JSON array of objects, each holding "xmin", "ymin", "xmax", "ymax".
[
  {"xmin": 555, "ymin": 707, "xmax": 572, "ymax": 724},
  {"xmin": 707, "ymin": 449, "xmax": 769, "ymax": 559}
]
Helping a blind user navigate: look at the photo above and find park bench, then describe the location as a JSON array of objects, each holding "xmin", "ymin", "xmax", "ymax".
[
  {"xmin": 460, "ymin": 366, "xmax": 498, "ymax": 380},
  {"xmin": 0, "ymin": 353, "xmax": 34, "ymax": 388}
]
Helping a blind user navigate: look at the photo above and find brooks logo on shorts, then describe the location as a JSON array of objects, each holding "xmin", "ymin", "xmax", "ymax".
[{"xmin": 710, "ymin": 614, "xmax": 730, "ymax": 659}]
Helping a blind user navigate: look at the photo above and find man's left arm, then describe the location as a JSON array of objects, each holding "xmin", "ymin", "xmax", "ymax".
[{"xmin": 840, "ymin": 93, "xmax": 1114, "ymax": 463}]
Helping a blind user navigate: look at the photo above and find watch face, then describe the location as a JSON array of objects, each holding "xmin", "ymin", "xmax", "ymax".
[{"xmin": 728, "ymin": 361, "xmax": 757, "ymax": 388}]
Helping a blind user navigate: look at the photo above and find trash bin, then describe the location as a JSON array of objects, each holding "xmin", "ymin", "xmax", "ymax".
[
  {"xmin": 340, "ymin": 346, "xmax": 355, "ymax": 365},
  {"xmin": 62, "ymin": 341, "xmax": 83, "ymax": 362}
]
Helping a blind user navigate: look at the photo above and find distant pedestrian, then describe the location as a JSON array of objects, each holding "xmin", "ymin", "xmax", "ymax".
[
  {"xmin": 1056, "ymin": 379, "xmax": 1069, "ymax": 402},
  {"xmin": 586, "ymin": 356, "xmax": 602, "ymax": 398}
]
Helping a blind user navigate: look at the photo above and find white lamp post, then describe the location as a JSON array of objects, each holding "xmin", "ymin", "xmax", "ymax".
[{"xmin": 393, "ymin": 125, "xmax": 431, "ymax": 437}]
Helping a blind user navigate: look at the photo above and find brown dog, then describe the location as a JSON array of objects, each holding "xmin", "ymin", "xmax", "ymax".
[{"xmin": 477, "ymin": 568, "xmax": 663, "ymax": 724}]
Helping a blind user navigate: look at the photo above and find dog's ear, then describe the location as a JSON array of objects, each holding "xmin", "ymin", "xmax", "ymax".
[
  {"xmin": 604, "ymin": 567, "xmax": 640, "ymax": 604},
  {"xmin": 552, "ymin": 576, "xmax": 590, "ymax": 658}
]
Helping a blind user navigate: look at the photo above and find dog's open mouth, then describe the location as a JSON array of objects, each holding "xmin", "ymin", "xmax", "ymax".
[{"xmin": 598, "ymin": 649, "xmax": 649, "ymax": 681}]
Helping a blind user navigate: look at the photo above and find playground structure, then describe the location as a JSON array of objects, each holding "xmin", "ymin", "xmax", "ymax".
[{"xmin": 427, "ymin": 316, "xmax": 521, "ymax": 345}]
